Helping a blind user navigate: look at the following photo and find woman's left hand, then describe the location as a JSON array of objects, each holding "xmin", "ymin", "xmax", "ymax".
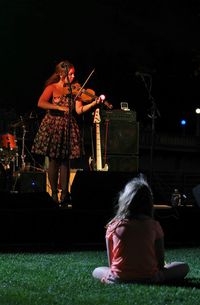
[{"xmin": 95, "ymin": 97, "xmax": 102, "ymax": 104}]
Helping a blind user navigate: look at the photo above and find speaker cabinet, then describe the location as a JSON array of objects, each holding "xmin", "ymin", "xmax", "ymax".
[
  {"xmin": 16, "ymin": 171, "xmax": 46, "ymax": 193},
  {"xmin": 105, "ymin": 155, "xmax": 139, "ymax": 172},
  {"xmin": 0, "ymin": 191, "xmax": 57, "ymax": 209},
  {"xmin": 192, "ymin": 184, "xmax": 200, "ymax": 207},
  {"xmin": 100, "ymin": 110, "xmax": 139, "ymax": 155},
  {"xmin": 71, "ymin": 170, "xmax": 137, "ymax": 210}
]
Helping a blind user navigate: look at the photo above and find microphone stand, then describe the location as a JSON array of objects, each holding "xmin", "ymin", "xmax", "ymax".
[
  {"xmin": 148, "ymin": 97, "xmax": 160, "ymax": 187},
  {"xmin": 74, "ymin": 68, "xmax": 95, "ymax": 170},
  {"xmin": 63, "ymin": 66, "xmax": 73, "ymax": 198},
  {"xmin": 139, "ymin": 74, "xmax": 160, "ymax": 187}
]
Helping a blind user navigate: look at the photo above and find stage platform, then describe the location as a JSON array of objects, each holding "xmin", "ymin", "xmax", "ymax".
[{"xmin": 0, "ymin": 191, "xmax": 199, "ymax": 250}]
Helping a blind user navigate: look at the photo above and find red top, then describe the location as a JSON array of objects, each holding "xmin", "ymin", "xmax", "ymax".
[{"xmin": 106, "ymin": 218, "xmax": 164, "ymax": 281}]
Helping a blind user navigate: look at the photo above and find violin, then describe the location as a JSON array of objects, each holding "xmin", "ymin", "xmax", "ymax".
[{"xmin": 65, "ymin": 82, "xmax": 113, "ymax": 109}]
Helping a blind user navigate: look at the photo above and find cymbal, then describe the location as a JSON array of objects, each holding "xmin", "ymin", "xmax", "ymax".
[
  {"xmin": 10, "ymin": 117, "xmax": 37, "ymax": 128},
  {"xmin": 10, "ymin": 121, "xmax": 25, "ymax": 128}
]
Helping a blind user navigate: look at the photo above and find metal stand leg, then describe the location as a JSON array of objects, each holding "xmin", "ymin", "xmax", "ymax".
[{"xmin": 21, "ymin": 121, "xmax": 26, "ymax": 171}]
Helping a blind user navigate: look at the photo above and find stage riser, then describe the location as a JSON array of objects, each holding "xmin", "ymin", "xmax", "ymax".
[{"xmin": 0, "ymin": 201, "xmax": 199, "ymax": 247}]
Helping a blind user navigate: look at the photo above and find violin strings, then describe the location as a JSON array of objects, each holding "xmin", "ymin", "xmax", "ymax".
[{"xmin": 74, "ymin": 68, "xmax": 95, "ymax": 100}]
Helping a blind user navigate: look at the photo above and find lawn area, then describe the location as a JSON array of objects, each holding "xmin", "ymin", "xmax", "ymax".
[{"xmin": 0, "ymin": 247, "xmax": 199, "ymax": 305}]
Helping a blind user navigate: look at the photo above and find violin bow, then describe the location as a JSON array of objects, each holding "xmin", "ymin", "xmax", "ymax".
[{"xmin": 74, "ymin": 68, "xmax": 95, "ymax": 100}]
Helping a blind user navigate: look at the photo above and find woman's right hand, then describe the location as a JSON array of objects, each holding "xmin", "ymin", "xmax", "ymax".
[{"xmin": 57, "ymin": 105, "xmax": 68, "ymax": 112}]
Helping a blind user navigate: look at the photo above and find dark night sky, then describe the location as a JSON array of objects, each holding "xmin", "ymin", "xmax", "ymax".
[{"xmin": 1, "ymin": 0, "xmax": 200, "ymax": 135}]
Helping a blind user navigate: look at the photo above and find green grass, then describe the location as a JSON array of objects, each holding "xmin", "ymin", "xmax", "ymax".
[{"xmin": 0, "ymin": 247, "xmax": 199, "ymax": 305}]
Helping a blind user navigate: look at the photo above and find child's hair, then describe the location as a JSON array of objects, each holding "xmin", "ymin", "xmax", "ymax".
[{"xmin": 114, "ymin": 173, "xmax": 154, "ymax": 220}]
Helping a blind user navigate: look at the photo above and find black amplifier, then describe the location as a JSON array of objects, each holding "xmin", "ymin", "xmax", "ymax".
[{"xmin": 101, "ymin": 109, "xmax": 137, "ymax": 122}]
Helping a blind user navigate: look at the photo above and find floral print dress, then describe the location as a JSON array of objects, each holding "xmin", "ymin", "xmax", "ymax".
[{"xmin": 31, "ymin": 95, "xmax": 81, "ymax": 160}]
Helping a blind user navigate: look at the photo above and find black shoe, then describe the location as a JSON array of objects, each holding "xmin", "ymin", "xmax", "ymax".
[
  {"xmin": 59, "ymin": 202, "xmax": 69, "ymax": 209},
  {"xmin": 59, "ymin": 192, "xmax": 72, "ymax": 208},
  {"xmin": 60, "ymin": 191, "xmax": 71, "ymax": 203}
]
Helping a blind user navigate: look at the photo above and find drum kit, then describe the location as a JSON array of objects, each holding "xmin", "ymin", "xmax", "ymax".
[
  {"xmin": 0, "ymin": 112, "xmax": 39, "ymax": 192},
  {"xmin": 0, "ymin": 131, "xmax": 19, "ymax": 191}
]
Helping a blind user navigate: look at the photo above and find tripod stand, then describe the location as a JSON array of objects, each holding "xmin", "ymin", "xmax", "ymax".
[{"xmin": 20, "ymin": 116, "xmax": 27, "ymax": 171}]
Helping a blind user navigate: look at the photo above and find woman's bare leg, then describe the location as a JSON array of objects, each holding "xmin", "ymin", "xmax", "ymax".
[{"xmin": 48, "ymin": 158, "xmax": 60, "ymax": 202}]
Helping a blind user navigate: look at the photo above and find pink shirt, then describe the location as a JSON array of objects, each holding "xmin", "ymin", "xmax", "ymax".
[{"xmin": 106, "ymin": 218, "xmax": 164, "ymax": 281}]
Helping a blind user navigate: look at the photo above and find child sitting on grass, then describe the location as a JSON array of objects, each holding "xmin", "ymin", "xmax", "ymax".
[{"xmin": 92, "ymin": 173, "xmax": 189, "ymax": 284}]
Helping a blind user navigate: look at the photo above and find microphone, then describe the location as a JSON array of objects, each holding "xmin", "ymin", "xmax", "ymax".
[{"xmin": 135, "ymin": 71, "xmax": 151, "ymax": 77}]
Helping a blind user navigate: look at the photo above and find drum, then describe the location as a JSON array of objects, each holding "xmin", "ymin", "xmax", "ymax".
[
  {"xmin": 0, "ymin": 133, "xmax": 17, "ymax": 150},
  {"xmin": 0, "ymin": 133, "xmax": 18, "ymax": 165}
]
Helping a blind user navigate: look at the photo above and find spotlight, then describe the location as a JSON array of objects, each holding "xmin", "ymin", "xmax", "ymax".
[{"xmin": 180, "ymin": 119, "xmax": 186, "ymax": 126}]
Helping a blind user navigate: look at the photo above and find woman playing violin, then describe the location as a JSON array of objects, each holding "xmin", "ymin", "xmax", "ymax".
[{"xmin": 32, "ymin": 59, "xmax": 101, "ymax": 205}]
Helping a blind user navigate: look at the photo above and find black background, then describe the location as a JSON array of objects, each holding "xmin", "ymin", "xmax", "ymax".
[{"xmin": 1, "ymin": 0, "xmax": 200, "ymax": 135}]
